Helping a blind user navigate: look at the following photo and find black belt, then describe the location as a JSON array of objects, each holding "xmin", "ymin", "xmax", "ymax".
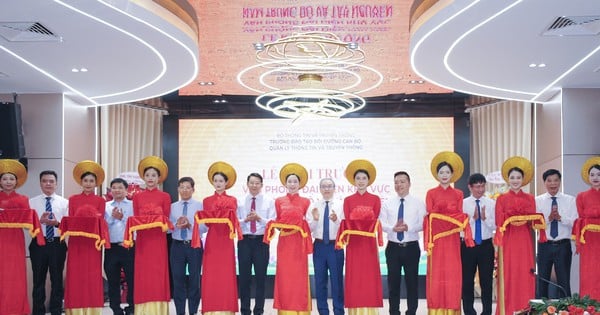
[
  {"xmin": 45, "ymin": 237, "xmax": 61, "ymax": 243},
  {"xmin": 243, "ymin": 234, "xmax": 264, "ymax": 239},
  {"xmin": 110, "ymin": 242, "xmax": 124, "ymax": 246},
  {"xmin": 389, "ymin": 240, "xmax": 418, "ymax": 247},
  {"xmin": 314, "ymin": 238, "xmax": 335, "ymax": 243},
  {"xmin": 461, "ymin": 238, "xmax": 492, "ymax": 245},
  {"xmin": 173, "ymin": 239, "xmax": 192, "ymax": 245},
  {"xmin": 475, "ymin": 238, "xmax": 493, "ymax": 245},
  {"xmin": 545, "ymin": 239, "xmax": 570, "ymax": 245}
]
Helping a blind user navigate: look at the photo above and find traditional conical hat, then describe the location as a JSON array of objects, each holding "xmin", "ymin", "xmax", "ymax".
[
  {"xmin": 73, "ymin": 160, "xmax": 105, "ymax": 186},
  {"xmin": 207, "ymin": 161, "xmax": 237, "ymax": 190},
  {"xmin": 501, "ymin": 156, "xmax": 533, "ymax": 186},
  {"xmin": 430, "ymin": 151, "xmax": 464, "ymax": 183},
  {"xmin": 0, "ymin": 159, "xmax": 27, "ymax": 189},
  {"xmin": 581, "ymin": 156, "xmax": 600, "ymax": 185},
  {"xmin": 137, "ymin": 156, "xmax": 168, "ymax": 184},
  {"xmin": 279, "ymin": 162, "xmax": 308, "ymax": 189},
  {"xmin": 345, "ymin": 159, "xmax": 376, "ymax": 186}
]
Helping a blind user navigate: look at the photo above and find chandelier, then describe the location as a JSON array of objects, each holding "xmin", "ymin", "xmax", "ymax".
[{"xmin": 237, "ymin": 29, "xmax": 383, "ymax": 121}]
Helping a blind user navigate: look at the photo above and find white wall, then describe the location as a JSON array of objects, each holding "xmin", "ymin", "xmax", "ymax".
[
  {"xmin": 536, "ymin": 88, "xmax": 600, "ymax": 296},
  {"xmin": 0, "ymin": 93, "xmax": 98, "ymax": 197},
  {"xmin": 62, "ymin": 97, "xmax": 98, "ymax": 196},
  {"xmin": 562, "ymin": 88, "xmax": 600, "ymax": 196},
  {"xmin": 535, "ymin": 95, "xmax": 563, "ymax": 195}
]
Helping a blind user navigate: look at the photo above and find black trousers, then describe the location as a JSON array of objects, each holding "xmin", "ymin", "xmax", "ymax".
[
  {"xmin": 170, "ymin": 240, "xmax": 203, "ymax": 315},
  {"xmin": 536, "ymin": 240, "xmax": 572, "ymax": 298},
  {"xmin": 385, "ymin": 241, "xmax": 420, "ymax": 315},
  {"xmin": 461, "ymin": 238, "xmax": 494, "ymax": 315},
  {"xmin": 104, "ymin": 243, "xmax": 135, "ymax": 314},
  {"xmin": 29, "ymin": 237, "xmax": 67, "ymax": 315},
  {"xmin": 237, "ymin": 235, "xmax": 269, "ymax": 315}
]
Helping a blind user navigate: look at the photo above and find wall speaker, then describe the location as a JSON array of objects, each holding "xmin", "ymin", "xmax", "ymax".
[{"xmin": 0, "ymin": 102, "xmax": 26, "ymax": 159}]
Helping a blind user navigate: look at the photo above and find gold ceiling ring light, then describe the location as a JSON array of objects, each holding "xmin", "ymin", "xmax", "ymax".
[{"xmin": 237, "ymin": 28, "xmax": 383, "ymax": 121}]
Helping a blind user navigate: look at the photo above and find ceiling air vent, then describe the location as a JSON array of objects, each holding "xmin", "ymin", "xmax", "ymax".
[
  {"xmin": 0, "ymin": 22, "xmax": 61, "ymax": 42},
  {"xmin": 542, "ymin": 16, "xmax": 600, "ymax": 36}
]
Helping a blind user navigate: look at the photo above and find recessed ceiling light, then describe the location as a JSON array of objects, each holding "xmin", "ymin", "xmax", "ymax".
[
  {"xmin": 71, "ymin": 68, "xmax": 79, "ymax": 72},
  {"xmin": 253, "ymin": 42, "xmax": 265, "ymax": 51},
  {"xmin": 528, "ymin": 63, "xmax": 546, "ymax": 68},
  {"xmin": 80, "ymin": 68, "xmax": 88, "ymax": 72}
]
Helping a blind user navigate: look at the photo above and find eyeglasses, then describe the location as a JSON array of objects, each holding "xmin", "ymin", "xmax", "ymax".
[{"xmin": 320, "ymin": 185, "xmax": 335, "ymax": 190}]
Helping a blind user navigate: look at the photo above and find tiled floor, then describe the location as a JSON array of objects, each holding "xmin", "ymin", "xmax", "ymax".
[{"xmin": 99, "ymin": 299, "xmax": 495, "ymax": 314}]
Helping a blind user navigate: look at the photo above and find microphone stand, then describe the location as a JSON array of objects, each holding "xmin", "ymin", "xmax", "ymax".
[{"xmin": 530, "ymin": 268, "xmax": 569, "ymax": 298}]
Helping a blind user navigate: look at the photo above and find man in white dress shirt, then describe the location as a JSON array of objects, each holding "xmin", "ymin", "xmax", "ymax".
[
  {"xmin": 29, "ymin": 170, "xmax": 68, "ymax": 315},
  {"xmin": 104, "ymin": 178, "xmax": 135, "ymax": 315},
  {"xmin": 380, "ymin": 171, "xmax": 426, "ymax": 315},
  {"xmin": 461, "ymin": 173, "xmax": 495, "ymax": 315},
  {"xmin": 170, "ymin": 176, "xmax": 204, "ymax": 315},
  {"xmin": 307, "ymin": 178, "xmax": 345, "ymax": 315},
  {"xmin": 535, "ymin": 169, "xmax": 577, "ymax": 299},
  {"xmin": 237, "ymin": 173, "xmax": 276, "ymax": 315}
]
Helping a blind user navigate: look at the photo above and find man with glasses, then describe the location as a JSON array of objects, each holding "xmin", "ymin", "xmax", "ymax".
[
  {"xmin": 461, "ymin": 173, "xmax": 496, "ymax": 315},
  {"xmin": 104, "ymin": 178, "xmax": 135, "ymax": 315},
  {"xmin": 170, "ymin": 177, "xmax": 204, "ymax": 315},
  {"xmin": 307, "ymin": 178, "xmax": 345, "ymax": 315}
]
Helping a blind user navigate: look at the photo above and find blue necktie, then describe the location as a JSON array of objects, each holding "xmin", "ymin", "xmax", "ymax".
[
  {"xmin": 45, "ymin": 197, "xmax": 54, "ymax": 239},
  {"xmin": 475, "ymin": 199, "xmax": 482, "ymax": 245},
  {"xmin": 323, "ymin": 201, "xmax": 330, "ymax": 244},
  {"xmin": 397, "ymin": 198, "xmax": 404, "ymax": 241},
  {"xmin": 550, "ymin": 197, "xmax": 558, "ymax": 239},
  {"xmin": 181, "ymin": 201, "xmax": 188, "ymax": 240}
]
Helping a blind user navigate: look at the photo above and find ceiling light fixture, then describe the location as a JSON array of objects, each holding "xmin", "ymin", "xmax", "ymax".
[
  {"xmin": 238, "ymin": 28, "xmax": 383, "ymax": 121},
  {"xmin": 528, "ymin": 63, "xmax": 547, "ymax": 68}
]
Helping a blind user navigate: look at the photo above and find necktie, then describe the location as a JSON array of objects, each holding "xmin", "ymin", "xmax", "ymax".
[
  {"xmin": 475, "ymin": 199, "xmax": 482, "ymax": 245},
  {"xmin": 550, "ymin": 196, "xmax": 558, "ymax": 239},
  {"xmin": 250, "ymin": 197, "xmax": 257, "ymax": 233},
  {"xmin": 323, "ymin": 201, "xmax": 330, "ymax": 244},
  {"xmin": 181, "ymin": 201, "xmax": 188, "ymax": 240},
  {"xmin": 397, "ymin": 198, "xmax": 404, "ymax": 241},
  {"xmin": 45, "ymin": 197, "xmax": 54, "ymax": 239}
]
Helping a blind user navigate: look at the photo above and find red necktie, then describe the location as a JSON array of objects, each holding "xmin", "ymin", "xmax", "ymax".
[{"xmin": 250, "ymin": 197, "xmax": 257, "ymax": 233}]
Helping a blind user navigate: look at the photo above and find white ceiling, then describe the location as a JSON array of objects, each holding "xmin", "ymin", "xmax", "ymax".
[
  {"xmin": 2, "ymin": 1, "xmax": 599, "ymax": 107},
  {"xmin": 0, "ymin": 0, "xmax": 198, "ymax": 106},
  {"xmin": 410, "ymin": 0, "xmax": 600, "ymax": 103}
]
